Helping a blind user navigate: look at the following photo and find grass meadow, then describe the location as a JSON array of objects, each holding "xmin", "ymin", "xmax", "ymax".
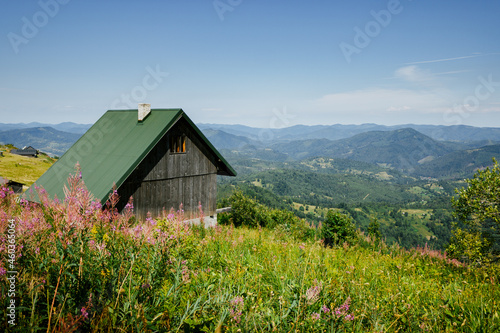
[
  {"xmin": 0, "ymin": 171, "xmax": 499, "ymax": 332},
  {"xmin": 0, "ymin": 145, "xmax": 56, "ymax": 187}
]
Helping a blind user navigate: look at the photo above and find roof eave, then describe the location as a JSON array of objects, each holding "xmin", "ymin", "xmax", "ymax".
[{"xmin": 180, "ymin": 112, "xmax": 237, "ymax": 177}]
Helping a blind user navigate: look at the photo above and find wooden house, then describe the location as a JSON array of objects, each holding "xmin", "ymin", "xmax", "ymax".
[
  {"xmin": 28, "ymin": 105, "xmax": 236, "ymax": 220},
  {"xmin": 0, "ymin": 177, "xmax": 24, "ymax": 193},
  {"xmin": 11, "ymin": 146, "xmax": 39, "ymax": 157}
]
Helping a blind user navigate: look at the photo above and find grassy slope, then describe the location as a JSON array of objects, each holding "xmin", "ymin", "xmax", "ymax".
[
  {"xmin": 1, "ymin": 169, "xmax": 498, "ymax": 331},
  {"xmin": 0, "ymin": 145, "xmax": 55, "ymax": 187},
  {"xmin": 191, "ymin": 226, "xmax": 499, "ymax": 331}
]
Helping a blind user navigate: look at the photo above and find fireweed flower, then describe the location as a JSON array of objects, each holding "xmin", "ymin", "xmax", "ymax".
[
  {"xmin": 146, "ymin": 217, "xmax": 157, "ymax": 226},
  {"xmin": 124, "ymin": 201, "xmax": 133, "ymax": 212},
  {"xmin": 305, "ymin": 280, "xmax": 322, "ymax": 305},
  {"xmin": 334, "ymin": 297, "xmax": 354, "ymax": 321},
  {"xmin": 230, "ymin": 296, "xmax": 244, "ymax": 324},
  {"xmin": 81, "ymin": 307, "xmax": 89, "ymax": 319}
]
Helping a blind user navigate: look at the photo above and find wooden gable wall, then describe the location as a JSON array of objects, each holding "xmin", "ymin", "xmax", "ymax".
[{"xmin": 116, "ymin": 117, "xmax": 218, "ymax": 220}]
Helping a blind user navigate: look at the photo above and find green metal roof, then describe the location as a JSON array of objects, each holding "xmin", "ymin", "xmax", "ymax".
[{"xmin": 27, "ymin": 108, "xmax": 236, "ymax": 204}]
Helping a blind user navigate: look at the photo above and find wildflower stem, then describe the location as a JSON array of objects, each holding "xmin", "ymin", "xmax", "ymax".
[
  {"xmin": 30, "ymin": 291, "xmax": 39, "ymax": 330},
  {"xmin": 114, "ymin": 255, "xmax": 135, "ymax": 310},
  {"xmin": 47, "ymin": 260, "xmax": 65, "ymax": 333},
  {"xmin": 53, "ymin": 292, "xmax": 69, "ymax": 331}
]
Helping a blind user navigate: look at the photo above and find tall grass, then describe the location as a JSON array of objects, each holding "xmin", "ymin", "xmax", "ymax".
[{"xmin": 0, "ymin": 171, "xmax": 499, "ymax": 332}]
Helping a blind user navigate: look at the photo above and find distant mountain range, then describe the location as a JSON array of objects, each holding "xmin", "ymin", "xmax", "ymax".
[
  {"xmin": 271, "ymin": 128, "xmax": 452, "ymax": 166},
  {"xmin": 1, "ymin": 121, "xmax": 500, "ymax": 179},
  {"xmin": 198, "ymin": 123, "xmax": 500, "ymax": 143},
  {"xmin": 0, "ymin": 127, "xmax": 82, "ymax": 156},
  {"xmin": 0, "ymin": 122, "xmax": 92, "ymax": 134},
  {"xmin": 199, "ymin": 125, "xmax": 500, "ymax": 179}
]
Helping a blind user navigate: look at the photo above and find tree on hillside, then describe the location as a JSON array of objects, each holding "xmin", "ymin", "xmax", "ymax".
[
  {"xmin": 447, "ymin": 158, "xmax": 500, "ymax": 264},
  {"xmin": 367, "ymin": 218, "xmax": 382, "ymax": 241},
  {"xmin": 322, "ymin": 210, "xmax": 357, "ymax": 247}
]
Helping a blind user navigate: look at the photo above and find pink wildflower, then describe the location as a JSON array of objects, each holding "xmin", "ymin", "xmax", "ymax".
[
  {"xmin": 334, "ymin": 297, "xmax": 354, "ymax": 321},
  {"xmin": 305, "ymin": 280, "xmax": 322, "ymax": 305},
  {"xmin": 81, "ymin": 307, "xmax": 89, "ymax": 319},
  {"xmin": 230, "ymin": 296, "xmax": 244, "ymax": 323}
]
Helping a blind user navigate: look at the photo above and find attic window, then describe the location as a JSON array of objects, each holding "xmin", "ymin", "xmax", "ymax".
[{"xmin": 170, "ymin": 135, "xmax": 186, "ymax": 153}]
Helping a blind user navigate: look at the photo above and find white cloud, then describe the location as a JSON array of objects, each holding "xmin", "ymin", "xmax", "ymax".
[
  {"xmin": 201, "ymin": 108, "xmax": 223, "ymax": 112},
  {"xmin": 315, "ymin": 88, "xmax": 447, "ymax": 114},
  {"xmin": 472, "ymin": 105, "xmax": 500, "ymax": 114},
  {"xmin": 405, "ymin": 55, "xmax": 481, "ymax": 65},
  {"xmin": 394, "ymin": 65, "xmax": 435, "ymax": 83},
  {"xmin": 386, "ymin": 106, "xmax": 411, "ymax": 112}
]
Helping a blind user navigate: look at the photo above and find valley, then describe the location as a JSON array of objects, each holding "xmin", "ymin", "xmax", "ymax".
[{"xmin": 1, "ymin": 121, "xmax": 499, "ymax": 250}]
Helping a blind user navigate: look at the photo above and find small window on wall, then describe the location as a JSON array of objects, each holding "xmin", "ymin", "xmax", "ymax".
[{"xmin": 170, "ymin": 135, "xmax": 186, "ymax": 153}]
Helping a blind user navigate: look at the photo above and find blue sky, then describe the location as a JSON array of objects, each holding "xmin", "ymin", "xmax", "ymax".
[{"xmin": 1, "ymin": 0, "xmax": 500, "ymax": 128}]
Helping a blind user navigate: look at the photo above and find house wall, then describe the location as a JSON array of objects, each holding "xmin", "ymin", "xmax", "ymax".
[{"xmin": 117, "ymin": 118, "xmax": 218, "ymax": 220}]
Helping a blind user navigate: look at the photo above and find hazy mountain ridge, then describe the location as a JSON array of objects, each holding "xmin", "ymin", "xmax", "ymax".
[
  {"xmin": 198, "ymin": 123, "xmax": 500, "ymax": 143},
  {"xmin": 200, "ymin": 129, "xmax": 260, "ymax": 150},
  {"xmin": 0, "ymin": 122, "xmax": 92, "ymax": 134},
  {"xmin": 270, "ymin": 128, "xmax": 453, "ymax": 168},
  {"xmin": 206, "ymin": 128, "xmax": 500, "ymax": 179},
  {"xmin": 412, "ymin": 144, "xmax": 500, "ymax": 179},
  {"xmin": 0, "ymin": 127, "xmax": 82, "ymax": 156},
  {"xmin": 2, "ymin": 121, "xmax": 500, "ymax": 178}
]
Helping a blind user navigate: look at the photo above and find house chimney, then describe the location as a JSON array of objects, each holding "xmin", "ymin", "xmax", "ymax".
[{"xmin": 138, "ymin": 103, "xmax": 151, "ymax": 122}]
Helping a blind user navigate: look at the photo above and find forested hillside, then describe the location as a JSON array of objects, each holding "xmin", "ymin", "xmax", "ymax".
[{"xmin": 2, "ymin": 121, "xmax": 499, "ymax": 251}]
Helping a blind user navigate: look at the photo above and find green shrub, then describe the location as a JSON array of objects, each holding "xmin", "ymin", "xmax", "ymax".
[
  {"xmin": 448, "ymin": 158, "xmax": 500, "ymax": 264},
  {"xmin": 322, "ymin": 210, "xmax": 357, "ymax": 247},
  {"xmin": 228, "ymin": 191, "xmax": 266, "ymax": 228},
  {"xmin": 225, "ymin": 191, "xmax": 315, "ymax": 241},
  {"xmin": 367, "ymin": 217, "xmax": 382, "ymax": 241}
]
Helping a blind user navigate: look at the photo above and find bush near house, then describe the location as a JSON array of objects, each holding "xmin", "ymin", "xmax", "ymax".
[{"xmin": 0, "ymin": 171, "xmax": 499, "ymax": 332}]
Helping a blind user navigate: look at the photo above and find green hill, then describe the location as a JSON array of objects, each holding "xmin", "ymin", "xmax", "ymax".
[
  {"xmin": 202, "ymin": 128, "xmax": 260, "ymax": 150},
  {"xmin": 413, "ymin": 144, "xmax": 500, "ymax": 179},
  {"xmin": 0, "ymin": 126, "xmax": 81, "ymax": 156},
  {"xmin": 271, "ymin": 128, "xmax": 454, "ymax": 171},
  {"xmin": 0, "ymin": 144, "xmax": 56, "ymax": 186}
]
